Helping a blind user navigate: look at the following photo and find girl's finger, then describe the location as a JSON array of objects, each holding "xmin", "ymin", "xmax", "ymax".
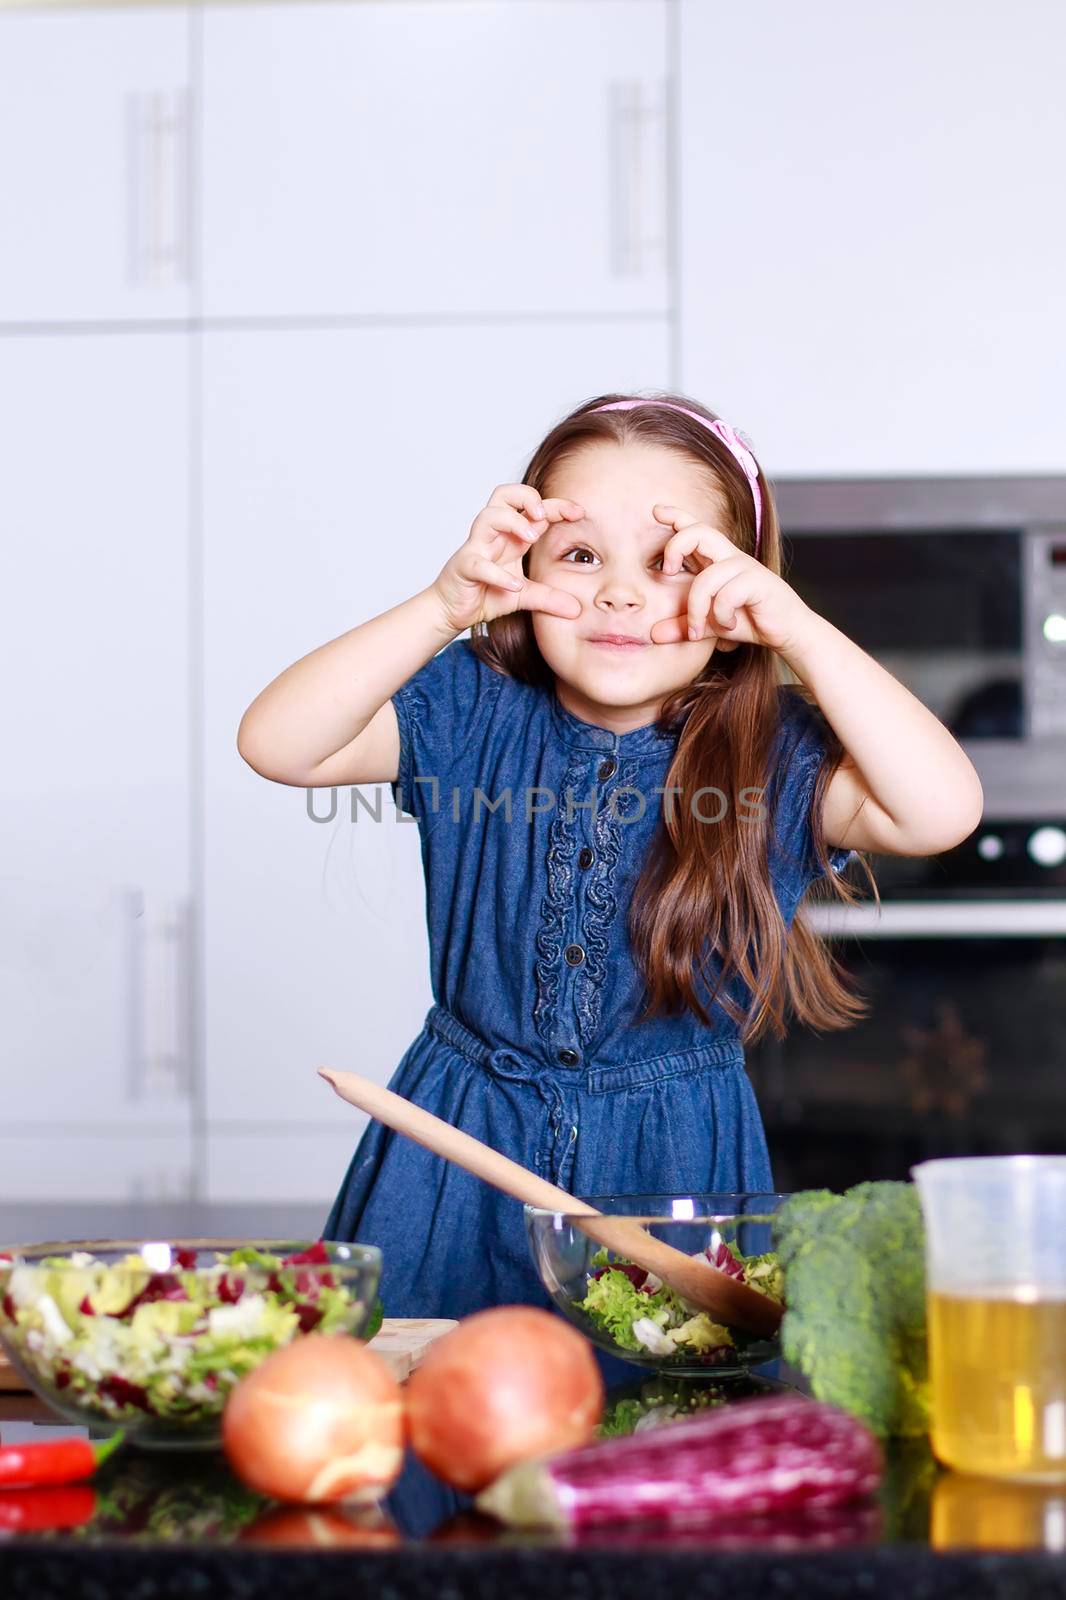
[
  {"xmin": 465, "ymin": 554, "xmax": 523, "ymax": 592},
  {"xmin": 474, "ymin": 505, "xmax": 548, "ymax": 548},
  {"xmin": 484, "ymin": 485, "xmax": 583, "ymax": 529},
  {"xmin": 664, "ymin": 557, "xmax": 748, "ymax": 635},
  {"xmin": 648, "ymin": 565, "xmax": 752, "ymax": 644},
  {"xmin": 515, "ymin": 577, "xmax": 583, "ymax": 620},
  {"xmin": 486, "ymin": 483, "xmax": 552, "ymax": 523},
  {"xmin": 656, "ymin": 510, "xmax": 740, "ymax": 565},
  {"xmin": 660, "ymin": 533, "xmax": 745, "ymax": 576},
  {"xmin": 658, "ymin": 529, "xmax": 704, "ymax": 574},
  {"xmin": 682, "ymin": 564, "xmax": 744, "ymax": 638},
  {"xmin": 648, "ymin": 609, "xmax": 746, "ymax": 646},
  {"xmin": 709, "ymin": 571, "xmax": 761, "ymax": 631},
  {"xmin": 647, "ymin": 613, "xmax": 694, "ymax": 645}
]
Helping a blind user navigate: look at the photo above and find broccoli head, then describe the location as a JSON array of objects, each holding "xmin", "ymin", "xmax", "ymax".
[{"xmin": 772, "ymin": 1179, "xmax": 930, "ymax": 1438}]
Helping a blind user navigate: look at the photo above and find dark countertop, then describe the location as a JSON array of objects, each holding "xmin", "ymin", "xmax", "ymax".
[{"xmin": 5, "ymin": 1378, "xmax": 1066, "ymax": 1599}]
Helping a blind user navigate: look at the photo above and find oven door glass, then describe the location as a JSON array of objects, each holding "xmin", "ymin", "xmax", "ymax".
[
  {"xmin": 782, "ymin": 529, "xmax": 1023, "ymax": 738},
  {"xmin": 746, "ymin": 933, "xmax": 1066, "ymax": 1193}
]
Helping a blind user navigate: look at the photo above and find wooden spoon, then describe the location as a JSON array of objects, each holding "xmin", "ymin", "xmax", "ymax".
[{"xmin": 317, "ymin": 1067, "xmax": 783, "ymax": 1340}]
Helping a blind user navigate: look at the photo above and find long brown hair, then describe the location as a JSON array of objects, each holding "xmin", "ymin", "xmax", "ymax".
[{"xmin": 470, "ymin": 390, "xmax": 878, "ymax": 1044}]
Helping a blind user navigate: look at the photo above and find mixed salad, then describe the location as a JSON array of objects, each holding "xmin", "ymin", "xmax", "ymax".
[
  {"xmin": 0, "ymin": 1242, "xmax": 383, "ymax": 1426},
  {"xmin": 598, "ymin": 1372, "xmax": 777, "ymax": 1437},
  {"xmin": 576, "ymin": 1238, "xmax": 784, "ymax": 1363}
]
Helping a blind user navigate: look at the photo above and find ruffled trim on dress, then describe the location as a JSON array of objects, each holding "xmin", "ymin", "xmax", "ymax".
[
  {"xmin": 577, "ymin": 754, "xmax": 646, "ymax": 1046},
  {"xmin": 533, "ymin": 752, "xmax": 650, "ymax": 1050},
  {"xmin": 532, "ymin": 750, "xmax": 584, "ymax": 1046}
]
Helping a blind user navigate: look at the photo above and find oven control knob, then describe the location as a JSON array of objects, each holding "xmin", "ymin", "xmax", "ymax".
[{"xmin": 1027, "ymin": 826, "xmax": 1066, "ymax": 867}]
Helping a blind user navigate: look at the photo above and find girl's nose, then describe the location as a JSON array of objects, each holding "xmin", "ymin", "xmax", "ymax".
[{"xmin": 595, "ymin": 573, "xmax": 644, "ymax": 610}]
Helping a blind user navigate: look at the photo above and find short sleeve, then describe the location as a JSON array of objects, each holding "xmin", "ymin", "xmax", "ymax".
[
  {"xmin": 389, "ymin": 636, "xmax": 503, "ymax": 823},
  {"xmin": 766, "ymin": 686, "xmax": 856, "ymax": 888}
]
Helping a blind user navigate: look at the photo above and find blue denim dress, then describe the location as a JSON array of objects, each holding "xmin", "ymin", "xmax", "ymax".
[{"xmin": 323, "ymin": 639, "xmax": 854, "ymax": 1344}]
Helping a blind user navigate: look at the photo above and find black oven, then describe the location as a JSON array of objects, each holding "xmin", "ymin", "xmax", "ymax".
[{"xmin": 746, "ymin": 922, "xmax": 1066, "ymax": 1193}]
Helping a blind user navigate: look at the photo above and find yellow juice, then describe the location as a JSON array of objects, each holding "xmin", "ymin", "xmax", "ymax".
[
  {"xmin": 929, "ymin": 1287, "xmax": 1066, "ymax": 1481},
  {"xmin": 932, "ymin": 1470, "xmax": 1066, "ymax": 1551}
]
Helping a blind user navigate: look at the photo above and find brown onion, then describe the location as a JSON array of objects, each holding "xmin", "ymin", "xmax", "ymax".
[
  {"xmin": 222, "ymin": 1333, "xmax": 405, "ymax": 1504},
  {"xmin": 405, "ymin": 1305, "xmax": 604, "ymax": 1492}
]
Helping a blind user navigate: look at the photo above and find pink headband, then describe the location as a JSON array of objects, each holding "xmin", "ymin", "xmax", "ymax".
[{"xmin": 590, "ymin": 399, "xmax": 763, "ymax": 557}]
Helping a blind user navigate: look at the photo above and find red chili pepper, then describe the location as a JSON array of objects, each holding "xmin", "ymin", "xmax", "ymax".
[
  {"xmin": 0, "ymin": 1428, "xmax": 123, "ymax": 1489},
  {"xmin": 0, "ymin": 1485, "xmax": 97, "ymax": 1532}
]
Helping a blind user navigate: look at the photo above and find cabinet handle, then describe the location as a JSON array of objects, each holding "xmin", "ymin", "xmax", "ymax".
[
  {"xmin": 607, "ymin": 77, "xmax": 669, "ymax": 279},
  {"xmin": 123, "ymin": 889, "xmax": 193, "ymax": 1104},
  {"xmin": 125, "ymin": 87, "xmax": 191, "ymax": 289},
  {"xmin": 121, "ymin": 886, "xmax": 146, "ymax": 1103}
]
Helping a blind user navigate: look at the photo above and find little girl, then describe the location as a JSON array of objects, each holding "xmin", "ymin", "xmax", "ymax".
[{"xmin": 238, "ymin": 390, "xmax": 984, "ymax": 1337}]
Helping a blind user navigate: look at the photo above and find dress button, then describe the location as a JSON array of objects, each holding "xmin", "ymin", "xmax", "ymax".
[
  {"xmin": 597, "ymin": 756, "xmax": 618, "ymax": 781},
  {"xmin": 557, "ymin": 1048, "xmax": 580, "ymax": 1067},
  {"xmin": 577, "ymin": 847, "xmax": 594, "ymax": 870},
  {"xmin": 564, "ymin": 943, "xmax": 585, "ymax": 966}
]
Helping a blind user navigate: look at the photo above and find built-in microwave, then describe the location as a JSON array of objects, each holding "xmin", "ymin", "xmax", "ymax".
[{"xmin": 774, "ymin": 477, "xmax": 1066, "ymax": 901}]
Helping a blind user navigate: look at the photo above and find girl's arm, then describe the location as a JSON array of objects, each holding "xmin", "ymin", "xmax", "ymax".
[
  {"xmin": 236, "ymin": 484, "xmax": 582, "ymax": 788},
  {"xmin": 236, "ymin": 586, "xmax": 457, "ymax": 787},
  {"xmin": 779, "ymin": 612, "xmax": 985, "ymax": 858},
  {"xmin": 649, "ymin": 505, "xmax": 985, "ymax": 862}
]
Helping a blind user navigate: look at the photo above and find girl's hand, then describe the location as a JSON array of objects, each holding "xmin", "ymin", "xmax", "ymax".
[
  {"xmin": 431, "ymin": 484, "xmax": 585, "ymax": 635},
  {"xmin": 649, "ymin": 505, "xmax": 813, "ymax": 656}
]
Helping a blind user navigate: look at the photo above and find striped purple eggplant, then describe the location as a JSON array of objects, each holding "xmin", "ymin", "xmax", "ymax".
[{"xmin": 475, "ymin": 1393, "xmax": 883, "ymax": 1531}]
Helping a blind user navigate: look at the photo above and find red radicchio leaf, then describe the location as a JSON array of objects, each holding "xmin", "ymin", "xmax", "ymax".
[
  {"xmin": 295, "ymin": 1303, "xmax": 325, "ymax": 1334},
  {"xmin": 99, "ymin": 1375, "xmax": 152, "ymax": 1412},
  {"xmin": 175, "ymin": 1248, "xmax": 199, "ymax": 1271},
  {"xmin": 78, "ymin": 1295, "xmax": 96, "ymax": 1316},
  {"xmin": 119, "ymin": 1274, "xmax": 190, "ymax": 1317},
  {"xmin": 282, "ymin": 1240, "xmax": 336, "ymax": 1291},
  {"xmin": 217, "ymin": 1274, "xmax": 245, "ymax": 1305},
  {"xmin": 284, "ymin": 1240, "xmax": 330, "ymax": 1266},
  {"xmin": 590, "ymin": 1262, "xmax": 649, "ymax": 1292},
  {"xmin": 2, "ymin": 1292, "xmax": 17, "ymax": 1321},
  {"xmin": 706, "ymin": 1241, "xmax": 747, "ymax": 1280}
]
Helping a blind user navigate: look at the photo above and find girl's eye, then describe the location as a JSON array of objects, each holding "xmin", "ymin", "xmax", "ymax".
[
  {"xmin": 558, "ymin": 547, "xmax": 698, "ymax": 574},
  {"xmin": 654, "ymin": 554, "xmax": 698, "ymax": 575}
]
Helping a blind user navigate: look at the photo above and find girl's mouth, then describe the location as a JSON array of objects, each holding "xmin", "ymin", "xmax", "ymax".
[{"xmin": 584, "ymin": 634, "xmax": 649, "ymax": 650}]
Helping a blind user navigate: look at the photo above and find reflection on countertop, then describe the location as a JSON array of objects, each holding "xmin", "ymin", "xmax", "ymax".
[{"xmin": 2, "ymin": 1369, "xmax": 1062, "ymax": 1558}]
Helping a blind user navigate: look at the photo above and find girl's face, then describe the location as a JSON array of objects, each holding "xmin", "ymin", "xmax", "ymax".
[{"xmin": 528, "ymin": 441, "xmax": 738, "ymax": 733}]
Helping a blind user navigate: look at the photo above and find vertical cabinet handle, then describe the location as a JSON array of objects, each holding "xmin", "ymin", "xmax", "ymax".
[
  {"xmin": 122, "ymin": 886, "xmax": 146, "ymax": 1103},
  {"xmin": 123, "ymin": 888, "xmax": 192, "ymax": 1105},
  {"xmin": 607, "ymin": 77, "xmax": 669, "ymax": 279},
  {"xmin": 125, "ymin": 86, "xmax": 191, "ymax": 289}
]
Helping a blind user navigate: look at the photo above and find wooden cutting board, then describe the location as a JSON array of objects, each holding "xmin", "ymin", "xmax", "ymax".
[
  {"xmin": 0, "ymin": 1318, "xmax": 457, "ymax": 1394},
  {"xmin": 367, "ymin": 1317, "xmax": 458, "ymax": 1381}
]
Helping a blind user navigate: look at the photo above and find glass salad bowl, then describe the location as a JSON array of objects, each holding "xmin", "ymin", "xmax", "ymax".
[
  {"xmin": 0, "ymin": 1238, "xmax": 382, "ymax": 1450},
  {"xmin": 525, "ymin": 1193, "xmax": 788, "ymax": 1377}
]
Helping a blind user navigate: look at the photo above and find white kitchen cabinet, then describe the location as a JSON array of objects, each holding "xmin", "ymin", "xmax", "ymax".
[
  {"xmin": 0, "ymin": 6, "xmax": 192, "ymax": 324},
  {"xmin": 202, "ymin": 0, "xmax": 669, "ymax": 319},
  {"xmin": 0, "ymin": 1132, "xmax": 193, "ymax": 1204},
  {"xmin": 678, "ymin": 0, "xmax": 1066, "ymax": 475},
  {"xmin": 205, "ymin": 1130, "xmax": 370, "ymax": 1206},
  {"xmin": 201, "ymin": 316, "xmax": 670, "ymax": 1133},
  {"xmin": 0, "ymin": 334, "xmax": 193, "ymax": 1138}
]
